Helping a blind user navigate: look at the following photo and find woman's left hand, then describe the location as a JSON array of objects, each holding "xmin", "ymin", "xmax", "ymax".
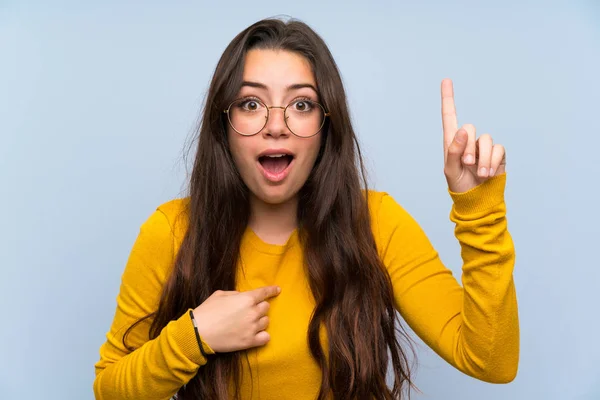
[{"xmin": 441, "ymin": 79, "xmax": 507, "ymax": 193}]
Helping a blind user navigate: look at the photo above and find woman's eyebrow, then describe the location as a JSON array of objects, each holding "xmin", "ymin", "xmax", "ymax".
[{"xmin": 241, "ymin": 81, "xmax": 318, "ymax": 93}]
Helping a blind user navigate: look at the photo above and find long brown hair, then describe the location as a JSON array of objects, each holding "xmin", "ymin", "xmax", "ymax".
[{"xmin": 125, "ymin": 17, "xmax": 416, "ymax": 399}]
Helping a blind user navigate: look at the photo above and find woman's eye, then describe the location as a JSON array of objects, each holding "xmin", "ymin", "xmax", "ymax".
[
  {"xmin": 292, "ymin": 100, "xmax": 313, "ymax": 112},
  {"xmin": 240, "ymin": 100, "xmax": 262, "ymax": 111}
]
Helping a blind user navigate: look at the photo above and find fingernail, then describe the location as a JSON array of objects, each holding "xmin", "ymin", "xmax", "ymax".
[
  {"xmin": 277, "ymin": 286, "xmax": 281, "ymax": 293},
  {"xmin": 464, "ymin": 154, "xmax": 474, "ymax": 164},
  {"xmin": 456, "ymin": 131, "xmax": 466, "ymax": 143},
  {"xmin": 479, "ymin": 167, "xmax": 488, "ymax": 177},
  {"xmin": 489, "ymin": 168, "xmax": 495, "ymax": 176}
]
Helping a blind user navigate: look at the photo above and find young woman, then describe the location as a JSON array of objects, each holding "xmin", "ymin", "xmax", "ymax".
[{"xmin": 94, "ymin": 18, "xmax": 518, "ymax": 400}]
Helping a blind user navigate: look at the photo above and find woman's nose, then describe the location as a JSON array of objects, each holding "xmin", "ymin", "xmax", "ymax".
[{"xmin": 262, "ymin": 106, "xmax": 290, "ymax": 138}]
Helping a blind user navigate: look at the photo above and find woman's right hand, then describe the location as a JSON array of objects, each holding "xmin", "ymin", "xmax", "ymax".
[{"xmin": 192, "ymin": 286, "xmax": 281, "ymax": 353}]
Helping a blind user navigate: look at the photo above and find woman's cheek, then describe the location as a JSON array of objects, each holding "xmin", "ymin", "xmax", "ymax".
[{"xmin": 303, "ymin": 138, "xmax": 322, "ymax": 176}]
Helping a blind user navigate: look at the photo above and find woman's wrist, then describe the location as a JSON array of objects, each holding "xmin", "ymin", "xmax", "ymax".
[{"xmin": 189, "ymin": 310, "xmax": 210, "ymax": 359}]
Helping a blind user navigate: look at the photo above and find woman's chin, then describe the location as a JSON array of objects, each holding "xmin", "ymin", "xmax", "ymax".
[{"xmin": 252, "ymin": 186, "xmax": 298, "ymax": 206}]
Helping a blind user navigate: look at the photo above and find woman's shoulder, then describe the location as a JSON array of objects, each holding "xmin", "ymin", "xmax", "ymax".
[
  {"xmin": 365, "ymin": 189, "xmax": 386, "ymax": 205},
  {"xmin": 155, "ymin": 197, "xmax": 190, "ymax": 220},
  {"xmin": 364, "ymin": 189, "xmax": 407, "ymax": 218},
  {"xmin": 364, "ymin": 189, "xmax": 431, "ymax": 260},
  {"xmin": 143, "ymin": 197, "xmax": 191, "ymax": 245},
  {"xmin": 364, "ymin": 189, "xmax": 417, "ymax": 237}
]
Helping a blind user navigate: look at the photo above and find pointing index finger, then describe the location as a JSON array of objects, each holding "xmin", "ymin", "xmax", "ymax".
[
  {"xmin": 441, "ymin": 78, "xmax": 458, "ymax": 153},
  {"xmin": 250, "ymin": 286, "xmax": 281, "ymax": 303}
]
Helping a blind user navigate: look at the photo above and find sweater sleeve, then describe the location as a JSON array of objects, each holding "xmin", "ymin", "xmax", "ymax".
[
  {"xmin": 93, "ymin": 208, "xmax": 214, "ymax": 400},
  {"xmin": 376, "ymin": 173, "xmax": 519, "ymax": 383}
]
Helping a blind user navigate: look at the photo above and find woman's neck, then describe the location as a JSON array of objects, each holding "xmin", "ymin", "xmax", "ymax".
[{"xmin": 248, "ymin": 194, "xmax": 298, "ymax": 245}]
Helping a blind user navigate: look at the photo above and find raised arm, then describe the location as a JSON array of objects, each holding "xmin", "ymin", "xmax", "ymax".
[
  {"xmin": 374, "ymin": 175, "xmax": 519, "ymax": 383},
  {"xmin": 373, "ymin": 79, "xmax": 518, "ymax": 383}
]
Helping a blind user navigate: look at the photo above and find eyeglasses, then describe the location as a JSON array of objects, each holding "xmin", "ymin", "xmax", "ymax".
[{"xmin": 223, "ymin": 97, "xmax": 330, "ymax": 138}]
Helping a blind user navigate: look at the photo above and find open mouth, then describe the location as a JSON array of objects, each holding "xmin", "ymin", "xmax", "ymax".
[{"xmin": 258, "ymin": 154, "xmax": 294, "ymax": 175}]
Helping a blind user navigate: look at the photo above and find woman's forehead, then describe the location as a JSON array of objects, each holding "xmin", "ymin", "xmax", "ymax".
[{"xmin": 242, "ymin": 49, "xmax": 316, "ymax": 91}]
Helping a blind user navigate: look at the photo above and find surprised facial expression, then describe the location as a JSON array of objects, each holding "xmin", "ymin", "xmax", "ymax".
[{"xmin": 226, "ymin": 49, "xmax": 324, "ymax": 206}]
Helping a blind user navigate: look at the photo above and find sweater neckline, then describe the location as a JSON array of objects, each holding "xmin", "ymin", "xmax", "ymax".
[{"xmin": 243, "ymin": 226, "xmax": 299, "ymax": 255}]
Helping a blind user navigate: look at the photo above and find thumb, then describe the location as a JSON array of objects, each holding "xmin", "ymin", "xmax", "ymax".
[{"xmin": 444, "ymin": 129, "xmax": 468, "ymax": 180}]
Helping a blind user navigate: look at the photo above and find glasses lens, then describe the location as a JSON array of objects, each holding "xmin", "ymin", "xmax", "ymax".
[
  {"xmin": 228, "ymin": 98, "xmax": 268, "ymax": 136},
  {"xmin": 285, "ymin": 100, "xmax": 325, "ymax": 137}
]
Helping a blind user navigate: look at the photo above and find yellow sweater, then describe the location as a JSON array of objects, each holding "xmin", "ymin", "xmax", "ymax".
[{"xmin": 94, "ymin": 173, "xmax": 519, "ymax": 400}]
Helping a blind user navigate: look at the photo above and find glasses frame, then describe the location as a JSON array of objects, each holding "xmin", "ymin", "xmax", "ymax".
[{"xmin": 223, "ymin": 98, "xmax": 330, "ymax": 138}]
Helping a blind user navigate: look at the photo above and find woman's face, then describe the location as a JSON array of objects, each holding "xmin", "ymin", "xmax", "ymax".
[{"xmin": 227, "ymin": 49, "xmax": 323, "ymax": 205}]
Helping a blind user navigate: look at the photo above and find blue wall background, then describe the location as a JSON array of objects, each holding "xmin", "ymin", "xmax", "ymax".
[{"xmin": 1, "ymin": 1, "xmax": 599, "ymax": 399}]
